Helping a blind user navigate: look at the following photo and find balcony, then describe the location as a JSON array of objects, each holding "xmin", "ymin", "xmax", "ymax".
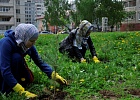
[
  {"xmin": 124, "ymin": 6, "xmax": 136, "ymax": 12},
  {"xmin": 0, "ymin": 0, "xmax": 14, "ymax": 7},
  {"xmin": 0, "ymin": 3, "xmax": 13, "ymax": 7},
  {"xmin": 0, "ymin": 12, "xmax": 14, "ymax": 16},
  {"xmin": 0, "ymin": 16, "xmax": 14, "ymax": 25},
  {"xmin": 0, "ymin": 8, "xmax": 14, "ymax": 16},
  {"xmin": 0, "ymin": 21, "xmax": 14, "ymax": 25},
  {"xmin": 122, "ymin": 0, "xmax": 135, "ymax": 2}
]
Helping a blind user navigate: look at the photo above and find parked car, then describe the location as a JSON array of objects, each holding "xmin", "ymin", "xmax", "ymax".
[{"xmin": 40, "ymin": 31, "xmax": 54, "ymax": 34}]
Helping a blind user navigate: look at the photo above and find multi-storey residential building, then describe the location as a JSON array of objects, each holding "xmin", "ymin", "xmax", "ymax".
[
  {"xmin": 34, "ymin": 0, "xmax": 45, "ymax": 31},
  {"xmin": 0, "ymin": 0, "xmax": 15, "ymax": 33},
  {"xmin": 33, "ymin": 0, "xmax": 45, "ymax": 22},
  {"xmin": 25, "ymin": 0, "xmax": 35, "ymax": 25},
  {"xmin": 121, "ymin": 0, "xmax": 140, "ymax": 31},
  {"xmin": 0, "ymin": 0, "xmax": 45, "ymax": 33}
]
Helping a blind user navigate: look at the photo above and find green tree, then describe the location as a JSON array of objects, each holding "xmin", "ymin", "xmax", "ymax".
[
  {"xmin": 74, "ymin": 0, "xmax": 97, "ymax": 26},
  {"xmin": 72, "ymin": 0, "xmax": 125, "ymax": 31},
  {"xmin": 99, "ymin": 0, "xmax": 125, "ymax": 31},
  {"xmin": 44, "ymin": 0, "xmax": 70, "ymax": 31}
]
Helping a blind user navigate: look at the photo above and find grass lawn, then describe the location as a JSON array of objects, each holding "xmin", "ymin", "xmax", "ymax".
[{"xmin": 0, "ymin": 31, "xmax": 140, "ymax": 100}]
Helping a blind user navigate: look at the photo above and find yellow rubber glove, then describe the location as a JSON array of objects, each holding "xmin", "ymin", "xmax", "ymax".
[
  {"xmin": 93, "ymin": 56, "xmax": 100, "ymax": 63},
  {"xmin": 80, "ymin": 58, "xmax": 86, "ymax": 63},
  {"xmin": 51, "ymin": 71, "xmax": 67, "ymax": 85},
  {"xmin": 13, "ymin": 83, "xmax": 37, "ymax": 99}
]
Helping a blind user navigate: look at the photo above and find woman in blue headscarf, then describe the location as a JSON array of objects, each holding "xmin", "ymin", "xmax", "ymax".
[{"xmin": 0, "ymin": 24, "xmax": 67, "ymax": 99}]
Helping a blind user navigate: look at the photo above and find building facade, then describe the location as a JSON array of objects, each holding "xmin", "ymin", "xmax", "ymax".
[
  {"xmin": 0, "ymin": 0, "xmax": 45, "ymax": 33},
  {"xmin": 34, "ymin": 0, "xmax": 46, "ymax": 31},
  {"xmin": 121, "ymin": 0, "xmax": 140, "ymax": 31},
  {"xmin": 0, "ymin": 0, "xmax": 15, "ymax": 33}
]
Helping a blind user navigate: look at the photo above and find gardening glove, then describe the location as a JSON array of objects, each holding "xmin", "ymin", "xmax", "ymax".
[
  {"xmin": 51, "ymin": 71, "xmax": 67, "ymax": 85},
  {"xmin": 80, "ymin": 58, "xmax": 86, "ymax": 63},
  {"xmin": 13, "ymin": 83, "xmax": 37, "ymax": 99},
  {"xmin": 93, "ymin": 56, "xmax": 100, "ymax": 63}
]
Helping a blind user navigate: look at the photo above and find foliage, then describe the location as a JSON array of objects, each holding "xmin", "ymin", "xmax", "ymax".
[
  {"xmin": 72, "ymin": 0, "xmax": 126, "ymax": 28},
  {"xmin": 43, "ymin": 0, "xmax": 126, "ymax": 31},
  {"xmin": 0, "ymin": 31, "xmax": 140, "ymax": 99},
  {"xmin": 75, "ymin": 0, "xmax": 96, "ymax": 23},
  {"xmin": 44, "ymin": 0, "xmax": 70, "ymax": 27}
]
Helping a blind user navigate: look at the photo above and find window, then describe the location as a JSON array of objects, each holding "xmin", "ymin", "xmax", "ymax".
[
  {"xmin": 0, "ymin": 7, "xmax": 2, "ymax": 12},
  {"xmin": 6, "ymin": 26, "xmax": 12, "ymax": 30},
  {"xmin": 37, "ymin": 5, "xmax": 41, "ymax": 7},
  {"xmin": 26, "ymin": 19, "xmax": 29, "ymax": 21},
  {"xmin": 0, "ymin": 0, "xmax": 10, "ymax": 3},
  {"xmin": 27, "ymin": 0, "xmax": 31, "ymax": 2},
  {"xmin": 0, "ymin": 26, "xmax": 5, "ymax": 30},
  {"xmin": 37, "ymin": 15, "xmax": 41, "ymax": 17},
  {"xmin": 5, "ymin": 7, "xmax": 10, "ymax": 11},
  {"xmin": 28, "ymin": 11, "xmax": 31, "ymax": 14},
  {"xmin": 0, "ymin": 7, "xmax": 10, "ymax": 12},
  {"xmin": 16, "ymin": 9, "xmax": 20, "ymax": 14},
  {"xmin": 17, "ymin": 18, "xmax": 20, "ymax": 22},
  {"xmin": 138, "ymin": 13, "xmax": 140, "ymax": 20},
  {"xmin": 2, "ymin": 18, "xmax": 10, "ymax": 21},
  {"xmin": 37, "ymin": 8, "xmax": 41, "ymax": 10},
  {"xmin": 126, "ymin": 13, "xmax": 136, "ymax": 21},
  {"xmin": 16, "ymin": 0, "xmax": 20, "ymax": 5},
  {"xmin": 26, "ymin": 20, "xmax": 31, "ymax": 24}
]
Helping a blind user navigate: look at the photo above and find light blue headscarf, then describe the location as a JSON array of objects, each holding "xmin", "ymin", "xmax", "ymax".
[{"xmin": 14, "ymin": 23, "xmax": 39, "ymax": 52}]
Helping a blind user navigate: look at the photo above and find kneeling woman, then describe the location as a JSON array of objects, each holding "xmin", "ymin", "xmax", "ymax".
[{"xmin": 0, "ymin": 24, "xmax": 67, "ymax": 99}]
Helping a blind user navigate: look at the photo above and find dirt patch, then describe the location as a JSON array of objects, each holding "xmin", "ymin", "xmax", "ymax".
[
  {"xmin": 29, "ymin": 88, "xmax": 140, "ymax": 100},
  {"xmin": 124, "ymin": 88, "xmax": 140, "ymax": 98},
  {"xmin": 37, "ymin": 87, "xmax": 74, "ymax": 100},
  {"xmin": 99, "ymin": 88, "xmax": 140, "ymax": 99},
  {"xmin": 99, "ymin": 90, "xmax": 121, "ymax": 99}
]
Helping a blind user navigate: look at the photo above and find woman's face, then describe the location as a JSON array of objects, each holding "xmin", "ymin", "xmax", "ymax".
[{"xmin": 25, "ymin": 38, "xmax": 38, "ymax": 48}]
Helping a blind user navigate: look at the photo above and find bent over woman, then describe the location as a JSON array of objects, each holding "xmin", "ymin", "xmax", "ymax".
[{"xmin": 0, "ymin": 24, "xmax": 67, "ymax": 99}]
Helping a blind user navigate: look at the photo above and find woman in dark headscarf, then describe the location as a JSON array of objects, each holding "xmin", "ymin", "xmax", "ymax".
[
  {"xmin": 59, "ymin": 20, "xmax": 100, "ymax": 63},
  {"xmin": 0, "ymin": 24, "xmax": 67, "ymax": 99}
]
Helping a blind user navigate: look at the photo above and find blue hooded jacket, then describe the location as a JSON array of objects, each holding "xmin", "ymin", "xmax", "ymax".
[{"xmin": 0, "ymin": 30, "xmax": 53, "ymax": 90}]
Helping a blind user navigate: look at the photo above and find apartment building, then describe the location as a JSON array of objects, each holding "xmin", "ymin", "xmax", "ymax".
[
  {"xmin": 0, "ymin": 0, "xmax": 45, "ymax": 33},
  {"xmin": 121, "ymin": 0, "xmax": 140, "ymax": 31},
  {"xmin": 0, "ymin": 0, "xmax": 15, "ymax": 32},
  {"xmin": 34, "ymin": 0, "xmax": 46, "ymax": 31}
]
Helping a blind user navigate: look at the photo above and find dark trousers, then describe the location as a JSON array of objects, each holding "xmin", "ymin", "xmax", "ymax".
[
  {"xmin": 66, "ymin": 46, "xmax": 87, "ymax": 61},
  {"xmin": 0, "ymin": 53, "xmax": 34, "ymax": 94}
]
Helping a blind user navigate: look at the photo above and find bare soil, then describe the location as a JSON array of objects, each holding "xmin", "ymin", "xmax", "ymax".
[
  {"xmin": 30, "ymin": 88, "xmax": 140, "ymax": 100},
  {"xmin": 99, "ymin": 88, "xmax": 140, "ymax": 99},
  {"xmin": 37, "ymin": 87, "xmax": 74, "ymax": 100}
]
